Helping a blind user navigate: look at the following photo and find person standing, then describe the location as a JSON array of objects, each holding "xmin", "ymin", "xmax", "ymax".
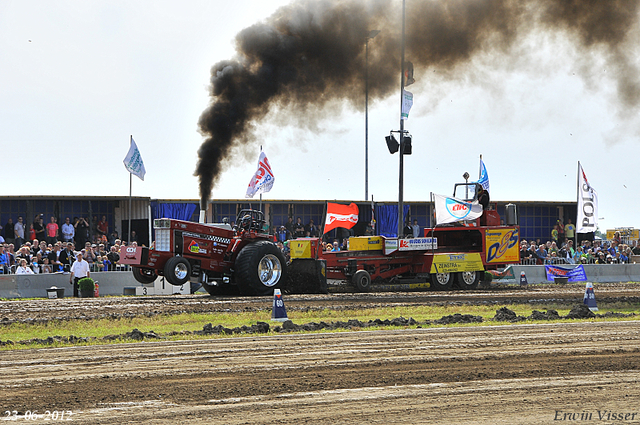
[
  {"xmin": 557, "ymin": 219, "xmax": 565, "ymax": 247},
  {"xmin": 411, "ymin": 219, "xmax": 421, "ymax": 238},
  {"xmin": 565, "ymin": 219, "xmax": 576, "ymax": 245},
  {"xmin": 48, "ymin": 243, "xmax": 64, "ymax": 273},
  {"xmin": 4, "ymin": 218, "xmax": 15, "ymax": 246},
  {"xmin": 75, "ymin": 217, "xmax": 89, "ymax": 248},
  {"xmin": 61, "ymin": 217, "xmax": 75, "ymax": 243},
  {"xmin": 305, "ymin": 219, "xmax": 318, "ymax": 237},
  {"xmin": 97, "ymin": 215, "xmax": 108, "ymax": 237},
  {"xmin": 59, "ymin": 242, "xmax": 75, "ymax": 272},
  {"xmin": 33, "ymin": 215, "xmax": 45, "ymax": 242},
  {"xmin": 14, "ymin": 216, "xmax": 25, "ymax": 248},
  {"xmin": 293, "ymin": 218, "xmax": 305, "ymax": 238},
  {"xmin": 69, "ymin": 252, "xmax": 90, "ymax": 297},
  {"xmin": 46, "ymin": 216, "xmax": 59, "ymax": 245}
]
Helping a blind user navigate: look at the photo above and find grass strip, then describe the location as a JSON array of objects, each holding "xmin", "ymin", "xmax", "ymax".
[{"xmin": 1, "ymin": 302, "xmax": 638, "ymax": 351}]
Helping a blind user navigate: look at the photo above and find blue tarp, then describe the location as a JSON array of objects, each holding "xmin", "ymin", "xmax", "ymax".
[
  {"xmin": 375, "ymin": 204, "xmax": 410, "ymax": 238},
  {"xmin": 151, "ymin": 202, "xmax": 197, "ymax": 222}
]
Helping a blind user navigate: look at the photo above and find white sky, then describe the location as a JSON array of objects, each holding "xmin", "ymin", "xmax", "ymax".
[{"xmin": 1, "ymin": 1, "xmax": 639, "ymax": 233}]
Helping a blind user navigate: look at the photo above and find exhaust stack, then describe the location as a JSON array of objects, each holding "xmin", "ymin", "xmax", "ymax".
[{"xmin": 199, "ymin": 199, "xmax": 207, "ymax": 224}]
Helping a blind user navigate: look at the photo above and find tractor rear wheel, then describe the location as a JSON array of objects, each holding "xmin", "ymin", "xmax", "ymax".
[
  {"xmin": 352, "ymin": 270, "xmax": 372, "ymax": 292},
  {"xmin": 164, "ymin": 256, "xmax": 191, "ymax": 286},
  {"xmin": 455, "ymin": 271, "xmax": 480, "ymax": 290},
  {"xmin": 235, "ymin": 241, "xmax": 287, "ymax": 296},
  {"xmin": 430, "ymin": 272, "xmax": 453, "ymax": 291},
  {"xmin": 132, "ymin": 267, "xmax": 157, "ymax": 285}
]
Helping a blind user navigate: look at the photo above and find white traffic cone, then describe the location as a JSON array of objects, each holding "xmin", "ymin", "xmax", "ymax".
[
  {"xmin": 271, "ymin": 288, "xmax": 288, "ymax": 322},
  {"xmin": 519, "ymin": 270, "xmax": 528, "ymax": 287},
  {"xmin": 583, "ymin": 282, "xmax": 598, "ymax": 312}
]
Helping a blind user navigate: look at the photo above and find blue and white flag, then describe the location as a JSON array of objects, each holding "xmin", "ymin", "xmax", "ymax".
[
  {"xmin": 477, "ymin": 159, "xmax": 490, "ymax": 192},
  {"xmin": 123, "ymin": 137, "xmax": 146, "ymax": 181},
  {"xmin": 433, "ymin": 193, "xmax": 483, "ymax": 225}
]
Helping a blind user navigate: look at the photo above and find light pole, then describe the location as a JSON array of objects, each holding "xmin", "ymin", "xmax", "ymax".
[
  {"xmin": 365, "ymin": 29, "xmax": 380, "ymax": 202},
  {"xmin": 397, "ymin": 0, "xmax": 406, "ymax": 238}
]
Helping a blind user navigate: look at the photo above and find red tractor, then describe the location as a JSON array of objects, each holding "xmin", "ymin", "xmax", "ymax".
[{"xmin": 121, "ymin": 209, "xmax": 288, "ymax": 296}]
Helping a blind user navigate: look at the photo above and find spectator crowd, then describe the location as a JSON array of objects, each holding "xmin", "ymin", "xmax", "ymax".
[
  {"xmin": 0, "ymin": 214, "xmax": 129, "ymax": 275},
  {"xmin": 520, "ymin": 224, "xmax": 638, "ymax": 265}
]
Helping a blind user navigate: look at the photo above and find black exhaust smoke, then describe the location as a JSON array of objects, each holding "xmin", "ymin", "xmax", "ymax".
[{"xmin": 196, "ymin": 0, "xmax": 640, "ymax": 206}]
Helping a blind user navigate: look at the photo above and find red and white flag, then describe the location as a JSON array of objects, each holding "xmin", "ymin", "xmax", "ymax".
[
  {"xmin": 323, "ymin": 202, "xmax": 359, "ymax": 234},
  {"xmin": 245, "ymin": 152, "xmax": 274, "ymax": 198}
]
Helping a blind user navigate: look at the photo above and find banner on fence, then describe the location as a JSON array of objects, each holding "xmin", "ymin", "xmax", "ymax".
[
  {"xmin": 545, "ymin": 264, "xmax": 587, "ymax": 282},
  {"xmin": 486, "ymin": 266, "xmax": 515, "ymax": 280}
]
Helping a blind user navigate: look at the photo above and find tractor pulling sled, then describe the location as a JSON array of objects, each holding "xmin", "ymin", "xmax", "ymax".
[{"xmin": 121, "ymin": 183, "xmax": 520, "ymax": 296}]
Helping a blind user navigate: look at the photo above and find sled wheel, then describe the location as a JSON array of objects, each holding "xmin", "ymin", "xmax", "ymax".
[
  {"xmin": 352, "ymin": 270, "xmax": 372, "ymax": 292},
  {"xmin": 132, "ymin": 267, "xmax": 157, "ymax": 284},
  {"xmin": 431, "ymin": 272, "xmax": 453, "ymax": 291},
  {"xmin": 455, "ymin": 271, "xmax": 480, "ymax": 290},
  {"xmin": 164, "ymin": 256, "xmax": 191, "ymax": 286},
  {"xmin": 235, "ymin": 241, "xmax": 287, "ymax": 296}
]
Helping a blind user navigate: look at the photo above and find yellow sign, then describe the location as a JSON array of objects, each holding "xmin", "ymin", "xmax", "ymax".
[
  {"xmin": 430, "ymin": 253, "xmax": 484, "ymax": 274},
  {"xmin": 289, "ymin": 240, "xmax": 312, "ymax": 259},
  {"xmin": 606, "ymin": 229, "xmax": 639, "ymax": 241},
  {"xmin": 485, "ymin": 227, "xmax": 519, "ymax": 263}
]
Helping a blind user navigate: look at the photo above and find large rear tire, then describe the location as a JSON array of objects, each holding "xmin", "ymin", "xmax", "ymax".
[
  {"xmin": 235, "ymin": 241, "xmax": 287, "ymax": 296},
  {"xmin": 164, "ymin": 256, "xmax": 191, "ymax": 286},
  {"xmin": 455, "ymin": 271, "xmax": 480, "ymax": 290},
  {"xmin": 352, "ymin": 270, "xmax": 372, "ymax": 292},
  {"xmin": 431, "ymin": 272, "xmax": 453, "ymax": 291},
  {"xmin": 132, "ymin": 267, "xmax": 157, "ymax": 285}
]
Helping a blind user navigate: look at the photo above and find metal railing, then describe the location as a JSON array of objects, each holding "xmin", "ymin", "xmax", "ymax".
[{"xmin": 1, "ymin": 263, "xmax": 129, "ymax": 275}]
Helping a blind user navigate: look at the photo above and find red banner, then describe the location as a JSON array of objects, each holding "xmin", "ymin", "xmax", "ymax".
[{"xmin": 323, "ymin": 202, "xmax": 359, "ymax": 234}]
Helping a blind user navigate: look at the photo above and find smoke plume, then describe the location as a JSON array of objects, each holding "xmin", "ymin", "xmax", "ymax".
[{"xmin": 197, "ymin": 0, "xmax": 640, "ymax": 206}]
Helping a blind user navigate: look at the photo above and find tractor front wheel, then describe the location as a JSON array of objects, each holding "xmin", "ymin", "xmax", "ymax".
[
  {"xmin": 164, "ymin": 256, "xmax": 191, "ymax": 286},
  {"xmin": 132, "ymin": 267, "xmax": 157, "ymax": 285}
]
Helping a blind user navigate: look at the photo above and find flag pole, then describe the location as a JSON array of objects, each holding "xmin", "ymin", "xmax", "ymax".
[
  {"xmin": 259, "ymin": 145, "xmax": 263, "ymax": 213},
  {"xmin": 128, "ymin": 135, "xmax": 133, "ymax": 245},
  {"xmin": 479, "ymin": 154, "xmax": 483, "ymax": 179},
  {"xmin": 576, "ymin": 161, "xmax": 580, "ymax": 241},
  {"xmin": 397, "ymin": 0, "xmax": 406, "ymax": 239}
]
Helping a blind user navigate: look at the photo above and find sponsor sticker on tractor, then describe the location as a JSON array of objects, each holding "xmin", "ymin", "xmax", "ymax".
[
  {"xmin": 430, "ymin": 253, "xmax": 484, "ymax": 274},
  {"xmin": 485, "ymin": 228, "xmax": 519, "ymax": 263}
]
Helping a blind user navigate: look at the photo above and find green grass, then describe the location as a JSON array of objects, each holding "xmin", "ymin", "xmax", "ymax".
[{"xmin": 1, "ymin": 302, "xmax": 639, "ymax": 351}]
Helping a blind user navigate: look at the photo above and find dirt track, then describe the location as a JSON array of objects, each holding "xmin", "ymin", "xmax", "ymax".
[
  {"xmin": 1, "ymin": 284, "xmax": 640, "ymax": 424},
  {"xmin": 1, "ymin": 282, "xmax": 639, "ymax": 323}
]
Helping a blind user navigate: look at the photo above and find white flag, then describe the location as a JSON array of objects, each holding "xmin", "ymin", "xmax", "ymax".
[
  {"xmin": 123, "ymin": 138, "xmax": 146, "ymax": 181},
  {"xmin": 433, "ymin": 193, "xmax": 483, "ymax": 225},
  {"xmin": 401, "ymin": 90, "xmax": 413, "ymax": 120},
  {"xmin": 577, "ymin": 162, "xmax": 598, "ymax": 233},
  {"xmin": 246, "ymin": 151, "xmax": 275, "ymax": 198}
]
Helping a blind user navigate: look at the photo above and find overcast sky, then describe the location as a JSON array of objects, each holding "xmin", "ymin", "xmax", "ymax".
[{"xmin": 2, "ymin": 0, "xmax": 639, "ymax": 232}]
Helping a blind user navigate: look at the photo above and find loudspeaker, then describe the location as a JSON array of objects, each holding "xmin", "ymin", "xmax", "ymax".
[{"xmin": 385, "ymin": 135, "xmax": 399, "ymax": 154}]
